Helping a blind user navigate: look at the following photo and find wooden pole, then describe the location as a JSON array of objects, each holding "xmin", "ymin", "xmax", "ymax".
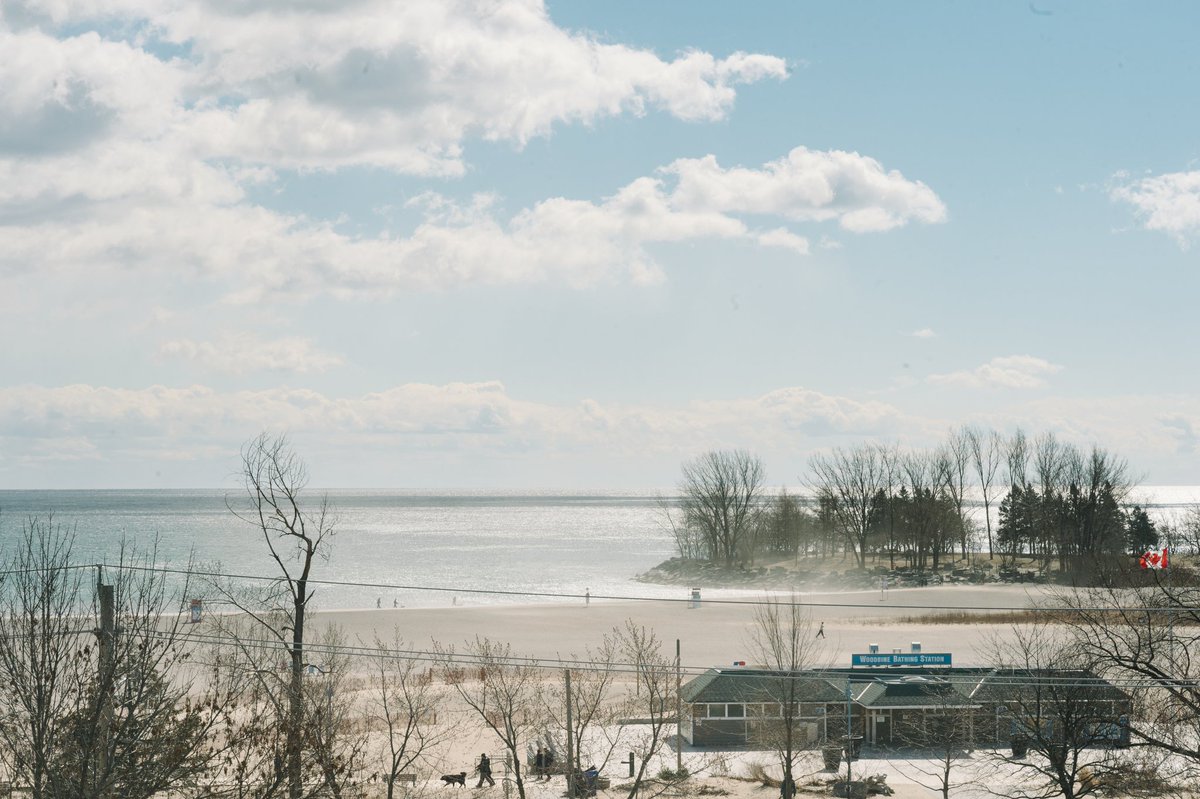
[
  {"xmin": 675, "ymin": 639, "xmax": 682, "ymax": 774},
  {"xmin": 96, "ymin": 581, "xmax": 115, "ymax": 787},
  {"xmin": 565, "ymin": 669, "xmax": 575, "ymax": 798}
]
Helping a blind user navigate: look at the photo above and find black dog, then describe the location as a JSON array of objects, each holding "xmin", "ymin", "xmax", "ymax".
[{"xmin": 440, "ymin": 772, "xmax": 467, "ymax": 787}]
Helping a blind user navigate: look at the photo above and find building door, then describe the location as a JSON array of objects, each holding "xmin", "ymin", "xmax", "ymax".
[{"xmin": 870, "ymin": 714, "xmax": 891, "ymax": 746}]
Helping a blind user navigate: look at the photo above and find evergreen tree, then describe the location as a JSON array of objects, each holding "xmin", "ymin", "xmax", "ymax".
[{"xmin": 1125, "ymin": 505, "xmax": 1159, "ymax": 555}]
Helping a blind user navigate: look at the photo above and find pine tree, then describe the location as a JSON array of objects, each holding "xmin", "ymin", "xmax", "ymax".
[{"xmin": 1125, "ymin": 505, "xmax": 1159, "ymax": 555}]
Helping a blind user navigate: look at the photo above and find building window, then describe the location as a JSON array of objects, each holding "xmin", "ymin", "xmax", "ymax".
[
  {"xmin": 749, "ymin": 703, "xmax": 782, "ymax": 718},
  {"xmin": 707, "ymin": 704, "xmax": 726, "ymax": 718},
  {"xmin": 726, "ymin": 704, "xmax": 745, "ymax": 718}
]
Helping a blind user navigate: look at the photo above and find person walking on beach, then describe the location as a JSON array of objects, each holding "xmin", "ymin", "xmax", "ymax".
[
  {"xmin": 816, "ymin": 622, "xmax": 825, "ymax": 639},
  {"xmin": 476, "ymin": 753, "xmax": 495, "ymax": 787},
  {"xmin": 376, "ymin": 597, "xmax": 381, "ymax": 609}
]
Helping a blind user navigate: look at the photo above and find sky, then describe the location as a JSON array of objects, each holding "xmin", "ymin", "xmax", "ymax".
[{"xmin": 2, "ymin": 0, "xmax": 1199, "ymax": 490}]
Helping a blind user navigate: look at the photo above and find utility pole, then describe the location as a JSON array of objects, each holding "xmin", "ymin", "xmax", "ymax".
[
  {"xmin": 844, "ymin": 681, "xmax": 852, "ymax": 785},
  {"xmin": 675, "ymin": 639, "xmax": 682, "ymax": 774},
  {"xmin": 564, "ymin": 669, "xmax": 575, "ymax": 799},
  {"xmin": 96, "ymin": 578, "xmax": 115, "ymax": 786}
]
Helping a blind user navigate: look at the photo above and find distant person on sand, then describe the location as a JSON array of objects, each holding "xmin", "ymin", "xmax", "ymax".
[
  {"xmin": 393, "ymin": 598, "xmax": 398, "ymax": 608},
  {"xmin": 476, "ymin": 753, "xmax": 495, "ymax": 787},
  {"xmin": 816, "ymin": 622, "xmax": 825, "ymax": 639}
]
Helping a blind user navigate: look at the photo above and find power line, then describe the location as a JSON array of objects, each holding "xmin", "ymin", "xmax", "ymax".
[
  {"xmin": 85, "ymin": 561, "xmax": 1200, "ymax": 615},
  {"xmin": 145, "ymin": 627, "xmax": 1200, "ymax": 691}
]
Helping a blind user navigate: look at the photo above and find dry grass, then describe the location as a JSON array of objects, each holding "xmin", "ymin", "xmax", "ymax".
[
  {"xmin": 741, "ymin": 760, "xmax": 779, "ymax": 788},
  {"xmin": 889, "ymin": 608, "xmax": 1200, "ymax": 627}
]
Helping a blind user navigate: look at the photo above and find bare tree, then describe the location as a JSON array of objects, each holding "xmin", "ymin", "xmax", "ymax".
[
  {"xmin": 200, "ymin": 615, "xmax": 296, "ymax": 799},
  {"xmin": 542, "ymin": 634, "xmax": 622, "ymax": 779},
  {"xmin": 1002, "ymin": 430, "xmax": 1031, "ymax": 567},
  {"xmin": 0, "ymin": 520, "xmax": 233, "ymax": 799},
  {"xmin": 301, "ymin": 626, "xmax": 367, "ymax": 799},
  {"xmin": 614, "ymin": 621, "xmax": 678, "ymax": 799},
  {"xmin": 1007, "ymin": 429, "xmax": 1030, "ymax": 489},
  {"xmin": 1055, "ymin": 572, "xmax": 1200, "ymax": 774},
  {"xmin": 226, "ymin": 433, "xmax": 337, "ymax": 799},
  {"xmin": 890, "ymin": 680, "xmax": 977, "ymax": 799},
  {"xmin": 654, "ymin": 494, "xmax": 703, "ymax": 561},
  {"xmin": 967, "ymin": 426, "xmax": 1003, "ymax": 560},
  {"xmin": 0, "ymin": 517, "xmax": 87, "ymax": 799},
  {"xmin": 679, "ymin": 450, "xmax": 766, "ymax": 567},
  {"xmin": 365, "ymin": 629, "xmax": 450, "ymax": 799},
  {"xmin": 939, "ymin": 428, "xmax": 974, "ymax": 561},
  {"xmin": 877, "ymin": 443, "xmax": 902, "ymax": 569},
  {"xmin": 808, "ymin": 445, "xmax": 887, "ymax": 569},
  {"xmin": 984, "ymin": 624, "xmax": 1128, "ymax": 799},
  {"xmin": 438, "ymin": 637, "xmax": 542, "ymax": 799},
  {"xmin": 745, "ymin": 595, "xmax": 827, "ymax": 799}
]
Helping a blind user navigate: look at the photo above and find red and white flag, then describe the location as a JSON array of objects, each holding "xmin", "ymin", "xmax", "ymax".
[{"xmin": 1139, "ymin": 547, "xmax": 1169, "ymax": 570}]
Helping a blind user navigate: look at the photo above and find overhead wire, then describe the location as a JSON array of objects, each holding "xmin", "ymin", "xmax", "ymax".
[{"xmin": 50, "ymin": 561, "xmax": 1200, "ymax": 615}]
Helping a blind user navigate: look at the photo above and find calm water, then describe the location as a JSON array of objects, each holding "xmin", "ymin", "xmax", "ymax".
[
  {"xmin": 0, "ymin": 489, "xmax": 679, "ymax": 609},
  {"xmin": 1, "ymin": 486, "xmax": 1194, "ymax": 609}
]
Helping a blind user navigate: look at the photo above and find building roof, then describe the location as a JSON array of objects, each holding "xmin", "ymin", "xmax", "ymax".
[
  {"xmin": 680, "ymin": 668, "xmax": 847, "ymax": 705},
  {"xmin": 854, "ymin": 675, "xmax": 979, "ymax": 709},
  {"xmin": 681, "ymin": 666, "xmax": 1126, "ymax": 711},
  {"xmin": 973, "ymin": 669, "xmax": 1130, "ymax": 705}
]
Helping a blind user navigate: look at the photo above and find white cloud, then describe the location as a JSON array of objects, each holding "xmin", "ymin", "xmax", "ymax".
[
  {"xmin": 1111, "ymin": 170, "xmax": 1200, "ymax": 245},
  {"xmin": 0, "ymin": 27, "xmax": 183, "ymax": 155},
  {"xmin": 755, "ymin": 227, "xmax": 810, "ymax": 254},
  {"xmin": 0, "ymin": 381, "xmax": 907, "ymax": 467},
  {"xmin": 159, "ymin": 334, "xmax": 344, "ymax": 374},
  {"xmin": 4, "ymin": 380, "xmax": 1199, "ymax": 484},
  {"xmin": 910, "ymin": 328, "xmax": 936, "ymax": 339},
  {"xmin": 5, "ymin": 0, "xmax": 787, "ymax": 175},
  {"xmin": 928, "ymin": 355, "xmax": 1062, "ymax": 389},
  {"xmin": 666, "ymin": 148, "xmax": 946, "ymax": 232},
  {"xmin": 0, "ymin": 147, "xmax": 946, "ymax": 299}
]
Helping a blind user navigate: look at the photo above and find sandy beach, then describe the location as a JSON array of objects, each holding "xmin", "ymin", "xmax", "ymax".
[
  {"xmin": 278, "ymin": 584, "xmax": 1069, "ymax": 798},
  {"xmin": 312, "ymin": 583, "xmax": 1057, "ymax": 669}
]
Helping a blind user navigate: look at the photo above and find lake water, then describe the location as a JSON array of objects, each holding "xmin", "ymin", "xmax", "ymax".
[
  {"xmin": 0, "ymin": 489, "xmax": 683, "ymax": 609},
  {"xmin": 1, "ymin": 486, "xmax": 1194, "ymax": 609}
]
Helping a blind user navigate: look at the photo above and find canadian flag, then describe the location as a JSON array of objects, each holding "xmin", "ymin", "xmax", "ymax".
[{"xmin": 1139, "ymin": 547, "xmax": 1169, "ymax": 570}]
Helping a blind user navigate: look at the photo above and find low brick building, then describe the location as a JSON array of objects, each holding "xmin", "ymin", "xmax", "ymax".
[{"xmin": 680, "ymin": 666, "xmax": 1130, "ymax": 749}]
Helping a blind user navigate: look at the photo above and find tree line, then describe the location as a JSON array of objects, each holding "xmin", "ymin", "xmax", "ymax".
[{"xmin": 667, "ymin": 427, "xmax": 1166, "ymax": 576}]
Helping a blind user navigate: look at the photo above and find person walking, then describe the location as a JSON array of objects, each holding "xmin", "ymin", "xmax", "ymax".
[
  {"xmin": 816, "ymin": 622, "xmax": 825, "ymax": 639},
  {"xmin": 534, "ymin": 746, "xmax": 546, "ymax": 781},
  {"xmin": 476, "ymin": 753, "xmax": 495, "ymax": 787}
]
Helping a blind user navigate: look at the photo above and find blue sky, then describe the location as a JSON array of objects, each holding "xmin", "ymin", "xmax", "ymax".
[{"xmin": 1, "ymin": 0, "xmax": 1198, "ymax": 489}]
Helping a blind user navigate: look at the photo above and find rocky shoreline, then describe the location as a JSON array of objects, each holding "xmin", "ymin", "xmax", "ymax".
[{"xmin": 634, "ymin": 556, "xmax": 1049, "ymax": 591}]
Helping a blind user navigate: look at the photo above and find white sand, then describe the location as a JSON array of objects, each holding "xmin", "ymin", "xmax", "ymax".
[
  {"xmin": 313, "ymin": 583, "xmax": 1056, "ymax": 668},
  {"xmin": 277, "ymin": 584, "xmax": 1071, "ymax": 798}
]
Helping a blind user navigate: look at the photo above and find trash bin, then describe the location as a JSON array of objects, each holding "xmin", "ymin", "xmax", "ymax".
[
  {"xmin": 844, "ymin": 735, "xmax": 864, "ymax": 760},
  {"xmin": 821, "ymin": 746, "xmax": 842, "ymax": 771},
  {"xmin": 1010, "ymin": 736, "xmax": 1029, "ymax": 759}
]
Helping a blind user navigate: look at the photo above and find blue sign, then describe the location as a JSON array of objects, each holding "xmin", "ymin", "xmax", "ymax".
[{"xmin": 851, "ymin": 653, "xmax": 952, "ymax": 667}]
